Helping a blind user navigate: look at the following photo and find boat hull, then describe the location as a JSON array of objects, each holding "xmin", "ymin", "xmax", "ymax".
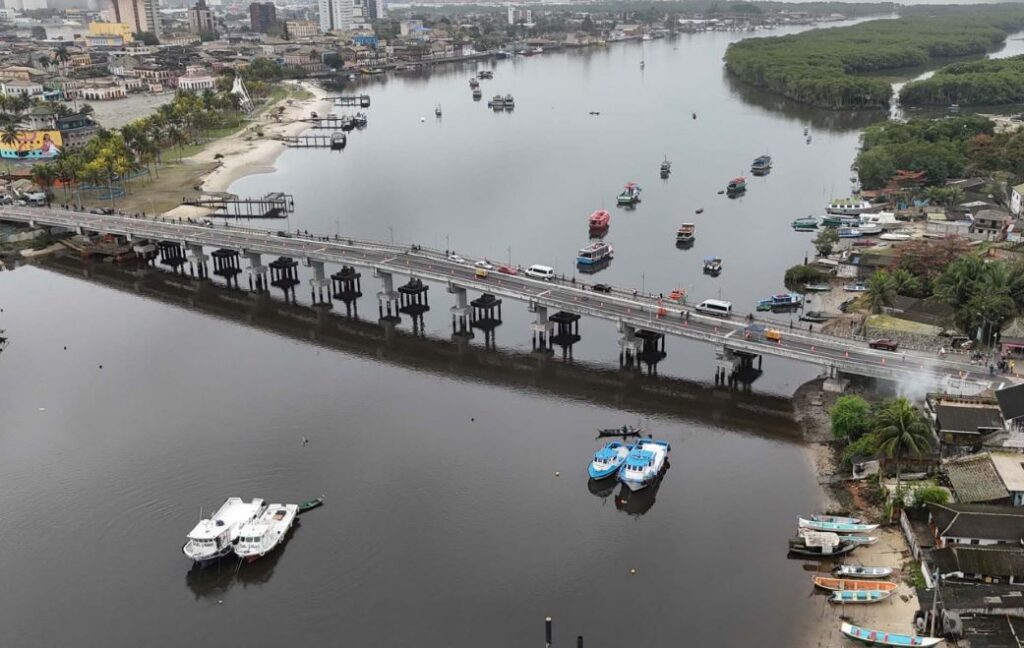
[
  {"xmin": 840, "ymin": 622, "xmax": 943, "ymax": 647},
  {"xmin": 183, "ymin": 542, "xmax": 234, "ymax": 566},
  {"xmin": 813, "ymin": 576, "xmax": 897, "ymax": 592}
]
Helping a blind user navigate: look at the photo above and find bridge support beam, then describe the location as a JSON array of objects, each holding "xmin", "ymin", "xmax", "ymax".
[
  {"xmin": 157, "ymin": 241, "xmax": 187, "ymax": 273},
  {"xmin": 470, "ymin": 293, "xmax": 502, "ymax": 350},
  {"xmin": 331, "ymin": 265, "xmax": 362, "ymax": 317},
  {"xmin": 448, "ymin": 282, "xmax": 471, "ymax": 337},
  {"xmin": 306, "ymin": 260, "xmax": 329, "ymax": 305},
  {"xmin": 269, "ymin": 256, "xmax": 300, "ymax": 302},
  {"xmin": 245, "ymin": 252, "xmax": 267, "ymax": 293},
  {"xmin": 635, "ymin": 329, "xmax": 667, "ymax": 375},
  {"xmin": 618, "ymin": 322, "xmax": 640, "ymax": 369},
  {"xmin": 186, "ymin": 244, "xmax": 209, "ymax": 279},
  {"xmin": 132, "ymin": 243, "xmax": 156, "ymax": 264},
  {"xmin": 550, "ymin": 311, "xmax": 581, "ymax": 359},
  {"xmin": 211, "ymin": 249, "xmax": 241, "ymax": 287},
  {"xmin": 530, "ymin": 303, "xmax": 552, "ymax": 352},
  {"xmin": 716, "ymin": 347, "xmax": 763, "ymax": 389},
  {"xmin": 374, "ymin": 268, "xmax": 400, "ymax": 323},
  {"xmin": 399, "ymin": 277, "xmax": 430, "ymax": 334}
]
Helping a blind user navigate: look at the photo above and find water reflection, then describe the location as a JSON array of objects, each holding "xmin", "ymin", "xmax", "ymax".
[
  {"xmin": 185, "ymin": 523, "xmax": 298, "ymax": 599},
  {"xmin": 614, "ymin": 469, "xmax": 668, "ymax": 517},
  {"xmin": 587, "ymin": 477, "xmax": 617, "ymax": 499}
]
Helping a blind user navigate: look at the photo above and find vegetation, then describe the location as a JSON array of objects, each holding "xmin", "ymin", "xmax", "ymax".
[
  {"xmin": 724, "ymin": 8, "xmax": 1024, "ymax": 109},
  {"xmin": 911, "ymin": 484, "xmax": 950, "ymax": 508},
  {"xmin": 784, "ymin": 263, "xmax": 827, "ymax": 288},
  {"xmin": 874, "ymin": 398, "xmax": 934, "ymax": 490},
  {"xmin": 813, "ymin": 227, "xmax": 839, "ymax": 257},
  {"xmin": 902, "ymin": 54, "xmax": 1024, "ymax": 106},
  {"xmin": 933, "ymin": 254, "xmax": 1024, "ymax": 344},
  {"xmin": 830, "ymin": 395, "xmax": 872, "ymax": 441},
  {"xmin": 866, "ymin": 270, "xmax": 897, "ymax": 314}
]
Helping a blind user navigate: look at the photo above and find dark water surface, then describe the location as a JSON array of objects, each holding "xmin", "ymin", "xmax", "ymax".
[{"xmin": 0, "ymin": 26, "xmax": 891, "ymax": 648}]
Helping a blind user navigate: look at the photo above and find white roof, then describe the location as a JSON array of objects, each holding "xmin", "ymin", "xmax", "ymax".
[
  {"xmin": 990, "ymin": 453, "xmax": 1024, "ymax": 492},
  {"xmin": 187, "ymin": 497, "xmax": 263, "ymax": 540}
]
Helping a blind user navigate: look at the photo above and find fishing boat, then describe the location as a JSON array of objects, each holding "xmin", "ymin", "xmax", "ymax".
[
  {"xmin": 840, "ymin": 622, "xmax": 943, "ymax": 647},
  {"xmin": 792, "ymin": 217, "xmax": 818, "ymax": 231},
  {"xmin": 811, "ymin": 513, "xmax": 861, "ymax": 524},
  {"xmin": 751, "ymin": 155, "xmax": 772, "ymax": 175},
  {"xmin": 844, "ymin": 282, "xmax": 869, "ymax": 292},
  {"xmin": 469, "ymin": 77, "xmax": 479, "ymax": 88},
  {"xmin": 843, "ymin": 535, "xmax": 879, "ymax": 546},
  {"xmin": 298, "ymin": 496, "xmax": 324, "ymax": 512},
  {"xmin": 472, "ymin": 87, "xmax": 482, "ymax": 99},
  {"xmin": 588, "ymin": 441, "xmax": 633, "ymax": 480},
  {"xmin": 618, "ymin": 439, "xmax": 671, "ymax": 491},
  {"xmin": 660, "ymin": 158, "xmax": 672, "ymax": 178},
  {"xmin": 726, "ymin": 176, "xmax": 747, "ymax": 195},
  {"xmin": 857, "ymin": 223, "xmax": 882, "ymax": 235},
  {"xmin": 504, "ymin": 94, "xmax": 515, "ymax": 109},
  {"xmin": 434, "ymin": 104, "xmax": 442, "ymax": 117},
  {"xmin": 617, "ymin": 182, "xmax": 642, "ymax": 205},
  {"xmin": 813, "ymin": 576, "xmax": 897, "ymax": 592},
  {"xmin": 330, "ymin": 132, "xmax": 347, "ymax": 150},
  {"xmin": 353, "ymin": 112, "xmax": 367, "ymax": 127},
  {"xmin": 588, "ymin": 209, "xmax": 611, "ymax": 233},
  {"xmin": 802, "ymin": 283, "xmax": 832, "ymax": 292},
  {"xmin": 880, "ymin": 231, "xmax": 912, "ymax": 241},
  {"xmin": 703, "ymin": 256, "xmax": 722, "ymax": 276},
  {"xmin": 597, "ymin": 425, "xmax": 644, "ymax": 438},
  {"xmin": 826, "ymin": 198, "xmax": 875, "ymax": 216},
  {"xmin": 234, "ymin": 503, "xmax": 299, "ymax": 562},
  {"xmin": 577, "ymin": 241, "xmax": 614, "ymax": 266},
  {"xmin": 488, "ymin": 95, "xmax": 505, "ymax": 108},
  {"xmin": 478, "ymin": 70, "xmax": 494, "ymax": 79},
  {"xmin": 834, "ymin": 565, "xmax": 893, "ymax": 579},
  {"xmin": 860, "ymin": 211, "xmax": 898, "ymax": 230},
  {"xmin": 788, "ymin": 532, "xmax": 857, "ymax": 557},
  {"xmin": 831, "ymin": 590, "xmax": 893, "ymax": 604},
  {"xmin": 837, "ymin": 227, "xmax": 862, "ymax": 238},
  {"xmin": 757, "ymin": 293, "xmax": 803, "ymax": 311},
  {"xmin": 799, "ymin": 517, "xmax": 879, "ymax": 533},
  {"xmin": 676, "ymin": 223, "xmax": 695, "ymax": 243},
  {"xmin": 800, "ymin": 311, "xmax": 830, "ymax": 323},
  {"xmin": 183, "ymin": 497, "xmax": 266, "ymax": 565}
]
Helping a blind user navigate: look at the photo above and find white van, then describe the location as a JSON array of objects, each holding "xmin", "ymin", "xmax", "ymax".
[
  {"xmin": 694, "ymin": 298, "xmax": 732, "ymax": 317},
  {"xmin": 525, "ymin": 264, "xmax": 555, "ymax": 280}
]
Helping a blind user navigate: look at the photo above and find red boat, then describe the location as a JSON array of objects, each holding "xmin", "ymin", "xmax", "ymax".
[{"xmin": 589, "ymin": 209, "xmax": 610, "ymax": 231}]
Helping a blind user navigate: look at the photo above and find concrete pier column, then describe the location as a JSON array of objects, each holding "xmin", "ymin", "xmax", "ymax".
[
  {"xmin": 374, "ymin": 268, "xmax": 400, "ymax": 323},
  {"xmin": 617, "ymin": 321, "xmax": 640, "ymax": 369},
  {"xmin": 306, "ymin": 259, "xmax": 328, "ymax": 304},
  {"xmin": 448, "ymin": 282, "xmax": 470, "ymax": 336},
  {"xmin": 245, "ymin": 251, "xmax": 267, "ymax": 293},
  {"xmin": 530, "ymin": 302, "xmax": 553, "ymax": 353},
  {"xmin": 186, "ymin": 243, "xmax": 209, "ymax": 279}
]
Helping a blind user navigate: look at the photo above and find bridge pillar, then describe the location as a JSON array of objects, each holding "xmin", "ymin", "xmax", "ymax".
[
  {"xmin": 211, "ymin": 249, "xmax": 241, "ymax": 287},
  {"xmin": 186, "ymin": 244, "xmax": 209, "ymax": 279},
  {"xmin": 245, "ymin": 252, "xmax": 268, "ymax": 293},
  {"xmin": 132, "ymin": 243, "xmax": 156, "ymax": 264},
  {"xmin": 375, "ymin": 269, "xmax": 400, "ymax": 323},
  {"xmin": 157, "ymin": 241, "xmax": 187, "ymax": 273},
  {"xmin": 307, "ymin": 260, "xmax": 329, "ymax": 305},
  {"xmin": 448, "ymin": 282, "xmax": 470, "ymax": 336},
  {"xmin": 635, "ymin": 329, "xmax": 667, "ymax": 375},
  {"xmin": 529, "ymin": 302, "xmax": 552, "ymax": 353},
  {"xmin": 331, "ymin": 265, "xmax": 362, "ymax": 317},
  {"xmin": 470, "ymin": 293, "xmax": 502, "ymax": 350},
  {"xmin": 268, "ymin": 256, "xmax": 300, "ymax": 302},
  {"xmin": 617, "ymin": 322, "xmax": 640, "ymax": 369},
  {"xmin": 549, "ymin": 311, "xmax": 581, "ymax": 359},
  {"xmin": 398, "ymin": 277, "xmax": 430, "ymax": 334}
]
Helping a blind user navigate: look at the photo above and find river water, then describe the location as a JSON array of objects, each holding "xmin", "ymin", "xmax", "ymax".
[{"xmin": 1, "ymin": 23, "xmax": 902, "ymax": 648}]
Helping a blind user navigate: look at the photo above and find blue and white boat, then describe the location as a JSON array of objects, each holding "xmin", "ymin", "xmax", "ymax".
[
  {"xmin": 588, "ymin": 441, "xmax": 632, "ymax": 480},
  {"xmin": 812, "ymin": 514, "xmax": 862, "ymax": 525},
  {"xmin": 837, "ymin": 227, "xmax": 862, "ymax": 238},
  {"xmin": 577, "ymin": 241, "xmax": 613, "ymax": 266},
  {"xmin": 757, "ymin": 292, "xmax": 803, "ymax": 311},
  {"xmin": 840, "ymin": 622, "xmax": 943, "ymax": 647},
  {"xmin": 798, "ymin": 516, "xmax": 879, "ymax": 533},
  {"xmin": 831, "ymin": 590, "xmax": 892, "ymax": 604},
  {"xmin": 842, "ymin": 535, "xmax": 879, "ymax": 546},
  {"xmin": 618, "ymin": 439, "xmax": 671, "ymax": 491}
]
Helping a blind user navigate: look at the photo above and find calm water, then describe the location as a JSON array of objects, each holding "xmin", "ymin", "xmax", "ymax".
[{"xmin": 0, "ymin": 25, "xmax": 898, "ymax": 648}]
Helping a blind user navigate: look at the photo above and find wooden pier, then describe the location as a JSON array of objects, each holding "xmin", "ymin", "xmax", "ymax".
[
  {"xmin": 181, "ymin": 192, "xmax": 295, "ymax": 219},
  {"xmin": 280, "ymin": 134, "xmax": 346, "ymax": 149},
  {"xmin": 330, "ymin": 94, "xmax": 371, "ymax": 108}
]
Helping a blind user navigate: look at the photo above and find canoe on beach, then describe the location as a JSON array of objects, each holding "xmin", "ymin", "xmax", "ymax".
[
  {"xmin": 840, "ymin": 622, "xmax": 943, "ymax": 647},
  {"xmin": 812, "ymin": 576, "xmax": 897, "ymax": 592},
  {"xmin": 830, "ymin": 590, "xmax": 892, "ymax": 604}
]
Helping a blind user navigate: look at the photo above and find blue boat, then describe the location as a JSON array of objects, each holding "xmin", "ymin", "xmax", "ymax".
[
  {"xmin": 757, "ymin": 292, "xmax": 803, "ymax": 311},
  {"xmin": 618, "ymin": 439, "xmax": 671, "ymax": 491},
  {"xmin": 751, "ymin": 155, "xmax": 772, "ymax": 175},
  {"xmin": 577, "ymin": 241, "xmax": 613, "ymax": 266},
  {"xmin": 831, "ymin": 590, "xmax": 892, "ymax": 604},
  {"xmin": 840, "ymin": 622, "xmax": 942, "ymax": 647},
  {"xmin": 798, "ymin": 517, "xmax": 879, "ymax": 533},
  {"xmin": 588, "ymin": 441, "xmax": 632, "ymax": 480}
]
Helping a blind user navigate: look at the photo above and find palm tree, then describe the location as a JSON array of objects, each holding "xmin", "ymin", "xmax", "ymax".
[
  {"xmin": 874, "ymin": 398, "xmax": 933, "ymax": 515},
  {"xmin": 889, "ymin": 268, "xmax": 920, "ymax": 297},
  {"xmin": 865, "ymin": 270, "xmax": 897, "ymax": 314}
]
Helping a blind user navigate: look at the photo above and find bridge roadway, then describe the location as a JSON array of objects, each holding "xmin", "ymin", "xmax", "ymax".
[{"xmin": 0, "ymin": 206, "xmax": 1002, "ymax": 392}]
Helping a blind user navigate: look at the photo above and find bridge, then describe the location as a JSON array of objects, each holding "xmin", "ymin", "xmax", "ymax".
[{"xmin": 0, "ymin": 206, "xmax": 1003, "ymax": 393}]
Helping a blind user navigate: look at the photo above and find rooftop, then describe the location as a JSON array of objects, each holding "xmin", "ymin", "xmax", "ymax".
[
  {"xmin": 995, "ymin": 383, "xmax": 1024, "ymax": 421},
  {"xmin": 930, "ymin": 545, "xmax": 1024, "ymax": 579},
  {"xmin": 918, "ymin": 581, "xmax": 1024, "ymax": 613},
  {"xmin": 989, "ymin": 452, "xmax": 1024, "ymax": 492},
  {"xmin": 929, "ymin": 502, "xmax": 1024, "ymax": 542},
  {"xmin": 958, "ymin": 615, "xmax": 1024, "ymax": 648},
  {"xmin": 936, "ymin": 402, "xmax": 1004, "ymax": 435},
  {"xmin": 944, "ymin": 454, "xmax": 1010, "ymax": 503}
]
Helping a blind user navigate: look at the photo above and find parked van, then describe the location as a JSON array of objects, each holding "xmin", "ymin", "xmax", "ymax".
[
  {"xmin": 694, "ymin": 298, "xmax": 732, "ymax": 317},
  {"xmin": 525, "ymin": 264, "xmax": 555, "ymax": 280}
]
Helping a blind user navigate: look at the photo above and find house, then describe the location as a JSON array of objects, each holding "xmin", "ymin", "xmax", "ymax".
[
  {"xmin": 18, "ymin": 104, "xmax": 57, "ymax": 131},
  {"xmin": 932, "ymin": 398, "xmax": 1005, "ymax": 453},
  {"xmin": 78, "ymin": 79, "xmax": 128, "ymax": 100},
  {"xmin": 929, "ymin": 545, "xmax": 1024, "ymax": 583},
  {"xmin": 943, "ymin": 454, "xmax": 1011, "ymax": 504},
  {"xmin": 56, "ymin": 113, "xmax": 97, "ymax": 151},
  {"xmin": 837, "ymin": 250, "xmax": 897, "ymax": 280},
  {"xmin": 925, "ymin": 212, "xmax": 971, "ymax": 238},
  {"xmin": 1, "ymin": 79, "xmax": 44, "ymax": 98},
  {"xmin": 1011, "ymin": 182, "xmax": 1024, "ymax": 217},
  {"xmin": 971, "ymin": 208, "xmax": 1012, "ymax": 240},
  {"xmin": 989, "ymin": 453, "xmax": 1024, "ymax": 507},
  {"xmin": 134, "ymin": 65, "xmax": 174, "ymax": 83},
  {"xmin": 928, "ymin": 502, "xmax": 1024, "ymax": 547},
  {"xmin": 920, "ymin": 581, "xmax": 1024, "ymax": 616}
]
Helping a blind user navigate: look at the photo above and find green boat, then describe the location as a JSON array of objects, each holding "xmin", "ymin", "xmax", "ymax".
[
  {"xmin": 820, "ymin": 215, "xmax": 843, "ymax": 227},
  {"xmin": 298, "ymin": 495, "xmax": 324, "ymax": 513},
  {"xmin": 792, "ymin": 217, "xmax": 818, "ymax": 231}
]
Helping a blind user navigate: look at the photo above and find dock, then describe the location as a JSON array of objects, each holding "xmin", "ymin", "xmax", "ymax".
[
  {"xmin": 330, "ymin": 95, "xmax": 371, "ymax": 108},
  {"xmin": 180, "ymin": 193, "xmax": 295, "ymax": 219}
]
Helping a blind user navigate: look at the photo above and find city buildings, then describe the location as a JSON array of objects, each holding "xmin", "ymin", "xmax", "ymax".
[
  {"xmin": 110, "ymin": 0, "xmax": 161, "ymax": 36},
  {"xmin": 249, "ymin": 2, "xmax": 276, "ymax": 34},
  {"xmin": 318, "ymin": 0, "xmax": 353, "ymax": 33},
  {"xmin": 187, "ymin": 0, "xmax": 216, "ymax": 36}
]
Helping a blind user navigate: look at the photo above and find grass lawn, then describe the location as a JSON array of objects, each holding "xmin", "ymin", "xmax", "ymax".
[{"xmin": 866, "ymin": 314, "xmax": 943, "ymax": 335}]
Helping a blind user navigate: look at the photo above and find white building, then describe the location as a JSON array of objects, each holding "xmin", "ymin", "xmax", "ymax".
[
  {"xmin": 318, "ymin": 0, "xmax": 352, "ymax": 33},
  {"xmin": 1011, "ymin": 183, "xmax": 1024, "ymax": 217},
  {"xmin": 1, "ymin": 79, "xmax": 44, "ymax": 97},
  {"xmin": 507, "ymin": 6, "xmax": 531, "ymax": 25},
  {"xmin": 177, "ymin": 73, "xmax": 216, "ymax": 92}
]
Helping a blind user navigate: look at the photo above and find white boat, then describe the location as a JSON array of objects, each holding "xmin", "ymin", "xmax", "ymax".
[
  {"xmin": 826, "ymin": 199, "xmax": 875, "ymax": 216},
  {"xmin": 860, "ymin": 211, "xmax": 898, "ymax": 229},
  {"xmin": 880, "ymin": 231, "xmax": 913, "ymax": 241},
  {"xmin": 798, "ymin": 517, "xmax": 879, "ymax": 533},
  {"xmin": 835, "ymin": 565, "xmax": 894, "ymax": 579},
  {"xmin": 812, "ymin": 514, "xmax": 862, "ymax": 524},
  {"xmin": 840, "ymin": 622, "xmax": 943, "ymax": 647},
  {"xmin": 234, "ymin": 503, "xmax": 299, "ymax": 562},
  {"xmin": 857, "ymin": 223, "xmax": 882, "ymax": 235},
  {"xmin": 831, "ymin": 590, "xmax": 893, "ymax": 604},
  {"xmin": 183, "ymin": 497, "xmax": 265, "ymax": 565},
  {"xmin": 844, "ymin": 282, "xmax": 869, "ymax": 292},
  {"xmin": 618, "ymin": 439, "xmax": 670, "ymax": 491},
  {"xmin": 837, "ymin": 227, "xmax": 862, "ymax": 238}
]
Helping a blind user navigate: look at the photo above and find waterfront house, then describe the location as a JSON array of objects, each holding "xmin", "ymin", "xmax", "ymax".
[
  {"xmin": 928, "ymin": 502, "xmax": 1024, "ymax": 547},
  {"xmin": 929, "ymin": 545, "xmax": 1024, "ymax": 583},
  {"xmin": 920, "ymin": 581, "xmax": 1024, "ymax": 617},
  {"xmin": 944, "ymin": 454, "xmax": 1010, "ymax": 504},
  {"xmin": 930, "ymin": 397, "xmax": 1005, "ymax": 454},
  {"xmin": 1, "ymin": 79, "xmax": 44, "ymax": 98},
  {"xmin": 995, "ymin": 383, "xmax": 1024, "ymax": 431},
  {"xmin": 56, "ymin": 113, "xmax": 97, "ymax": 151},
  {"xmin": 971, "ymin": 208, "xmax": 1013, "ymax": 241},
  {"xmin": 1011, "ymin": 183, "xmax": 1024, "ymax": 217}
]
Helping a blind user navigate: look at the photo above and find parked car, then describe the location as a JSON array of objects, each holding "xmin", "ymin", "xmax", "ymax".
[
  {"xmin": 592, "ymin": 283, "xmax": 612, "ymax": 293},
  {"xmin": 497, "ymin": 265, "xmax": 517, "ymax": 275},
  {"xmin": 448, "ymin": 254, "xmax": 466, "ymax": 264},
  {"xmin": 868, "ymin": 338, "xmax": 899, "ymax": 351},
  {"xmin": 525, "ymin": 264, "xmax": 555, "ymax": 280},
  {"xmin": 474, "ymin": 260, "xmax": 493, "ymax": 270}
]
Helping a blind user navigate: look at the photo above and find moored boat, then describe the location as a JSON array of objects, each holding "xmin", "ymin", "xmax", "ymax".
[
  {"xmin": 234, "ymin": 503, "xmax": 299, "ymax": 562},
  {"xmin": 826, "ymin": 198, "xmax": 876, "ymax": 216},
  {"xmin": 802, "ymin": 283, "xmax": 831, "ymax": 292},
  {"xmin": 676, "ymin": 223, "xmax": 695, "ymax": 243},
  {"xmin": 840, "ymin": 622, "xmax": 943, "ymax": 647},
  {"xmin": 472, "ymin": 87, "xmax": 482, "ymax": 99},
  {"xmin": 751, "ymin": 155, "xmax": 772, "ymax": 175},
  {"xmin": 800, "ymin": 311, "xmax": 830, "ymax": 323},
  {"xmin": 799, "ymin": 517, "xmax": 879, "ymax": 533},
  {"xmin": 330, "ymin": 132, "xmax": 347, "ymax": 150},
  {"xmin": 298, "ymin": 495, "xmax": 324, "ymax": 513},
  {"xmin": 857, "ymin": 223, "xmax": 882, "ymax": 235},
  {"xmin": 843, "ymin": 535, "xmax": 879, "ymax": 546},
  {"xmin": 844, "ymin": 282, "xmax": 868, "ymax": 292},
  {"xmin": 353, "ymin": 112, "xmax": 367, "ymax": 127},
  {"xmin": 588, "ymin": 441, "xmax": 633, "ymax": 480},
  {"xmin": 434, "ymin": 104, "xmax": 442, "ymax": 117},
  {"xmin": 597, "ymin": 425, "xmax": 644, "ymax": 438},
  {"xmin": 834, "ymin": 564, "xmax": 893, "ymax": 579},
  {"xmin": 617, "ymin": 182, "xmax": 641, "ymax": 205},
  {"xmin": 660, "ymin": 158, "xmax": 672, "ymax": 178},
  {"xmin": 488, "ymin": 95, "xmax": 505, "ymax": 108},
  {"xmin": 703, "ymin": 256, "xmax": 722, "ymax": 276},
  {"xmin": 813, "ymin": 576, "xmax": 897, "ymax": 592},
  {"xmin": 726, "ymin": 176, "xmax": 746, "ymax": 195},
  {"xmin": 478, "ymin": 70, "xmax": 494, "ymax": 79},
  {"xmin": 183, "ymin": 497, "xmax": 266, "ymax": 565},
  {"xmin": 837, "ymin": 227, "xmax": 862, "ymax": 238},
  {"xmin": 589, "ymin": 209, "xmax": 610, "ymax": 232},
  {"xmin": 788, "ymin": 531, "xmax": 856, "ymax": 557},
  {"xmin": 618, "ymin": 439, "xmax": 671, "ymax": 491},
  {"xmin": 577, "ymin": 241, "xmax": 613, "ymax": 266},
  {"xmin": 792, "ymin": 217, "xmax": 818, "ymax": 231},
  {"xmin": 880, "ymin": 231, "xmax": 912, "ymax": 241},
  {"xmin": 469, "ymin": 77, "xmax": 479, "ymax": 88},
  {"xmin": 830, "ymin": 590, "xmax": 892, "ymax": 604},
  {"xmin": 504, "ymin": 94, "xmax": 515, "ymax": 109},
  {"xmin": 757, "ymin": 292, "xmax": 802, "ymax": 311}
]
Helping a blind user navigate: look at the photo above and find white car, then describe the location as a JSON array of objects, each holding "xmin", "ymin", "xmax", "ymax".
[
  {"xmin": 474, "ymin": 260, "xmax": 494, "ymax": 270},
  {"xmin": 448, "ymin": 254, "xmax": 465, "ymax": 263}
]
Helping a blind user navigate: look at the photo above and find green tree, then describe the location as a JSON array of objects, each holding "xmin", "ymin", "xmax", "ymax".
[
  {"xmin": 830, "ymin": 395, "xmax": 873, "ymax": 441},
  {"xmin": 813, "ymin": 227, "xmax": 839, "ymax": 257},
  {"xmin": 135, "ymin": 31, "xmax": 160, "ymax": 46},
  {"xmin": 890, "ymin": 268, "xmax": 921, "ymax": 297},
  {"xmin": 911, "ymin": 485, "xmax": 950, "ymax": 508},
  {"xmin": 874, "ymin": 398, "xmax": 934, "ymax": 504},
  {"xmin": 866, "ymin": 270, "xmax": 897, "ymax": 314}
]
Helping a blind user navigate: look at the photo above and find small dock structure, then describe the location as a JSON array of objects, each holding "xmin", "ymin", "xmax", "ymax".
[
  {"xmin": 181, "ymin": 193, "xmax": 295, "ymax": 219},
  {"xmin": 281, "ymin": 134, "xmax": 346, "ymax": 149},
  {"xmin": 331, "ymin": 94, "xmax": 371, "ymax": 108}
]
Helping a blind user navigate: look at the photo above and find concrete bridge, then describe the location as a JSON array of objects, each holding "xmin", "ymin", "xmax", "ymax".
[{"xmin": 0, "ymin": 206, "xmax": 1002, "ymax": 393}]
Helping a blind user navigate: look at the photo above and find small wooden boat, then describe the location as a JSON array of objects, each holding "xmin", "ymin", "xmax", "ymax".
[
  {"xmin": 800, "ymin": 311, "xmax": 830, "ymax": 323},
  {"xmin": 726, "ymin": 176, "xmax": 746, "ymax": 195},
  {"xmin": 799, "ymin": 517, "xmax": 878, "ymax": 533},
  {"xmin": 617, "ymin": 182, "xmax": 642, "ymax": 205},
  {"xmin": 814, "ymin": 515, "xmax": 862, "ymax": 524},
  {"xmin": 843, "ymin": 535, "xmax": 879, "ymax": 546},
  {"xmin": 695, "ymin": 208, "xmax": 704, "ymax": 214},
  {"xmin": 597, "ymin": 425, "xmax": 644, "ymax": 438},
  {"xmin": 751, "ymin": 155, "xmax": 772, "ymax": 176},
  {"xmin": 840, "ymin": 622, "xmax": 943, "ymax": 647},
  {"xmin": 298, "ymin": 495, "xmax": 324, "ymax": 513},
  {"xmin": 703, "ymin": 256, "xmax": 722, "ymax": 276},
  {"xmin": 834, "ymin": 565, "xmax": 893, "ymax": 579},
  {"xmin": 802, "ymin": 283, "xmax": 832, "ymax": 292},
  {"xmin": 660, "ymin": 158, "xmax": 672, "ymax": 178},
  {"xmin": 676, "ymin": 223, "xmax": 695, "ymax": 243},
  {"xmin": 831, "ymin": 590, "xmax": 892, "ymax": 604},
  {"xmin": 789, "ymin": 532, "xmax": 856, "ymax": 557},
  {"xmin": 792, "ymin": 217, "xmax": 818, "ymax": 231},
  {"xmin": 844, "ymin": 282, "xmax": 869, "ymax": 292},
  {"xmin": 813, "ymin": 576, "xmax": 897, "ymax": 592}
]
